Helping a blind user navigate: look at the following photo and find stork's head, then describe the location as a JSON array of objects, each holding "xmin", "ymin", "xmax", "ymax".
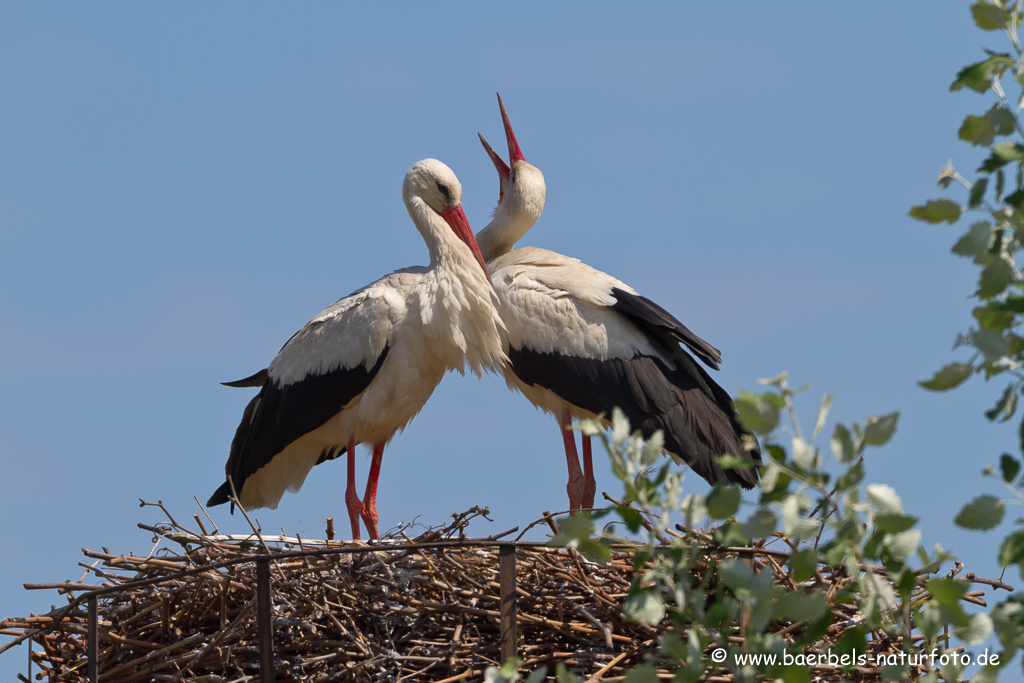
[
  {"xmin": 403, "ymin": 159, "xmax": 490, "ymax": 281},
  {"xmin": 476, "ymin": 93, "xmax": 546, "ymax": 259}
]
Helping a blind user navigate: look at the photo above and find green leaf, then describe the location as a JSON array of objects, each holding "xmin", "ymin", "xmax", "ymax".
[
  {"xmin": 971, "ymin": 1, "xmax": 1009, "ymax": 30},
  {"xmin": 549, "ymin": 514, "xmax": 612, "ymax": 564},
  {"xmin": 919, "ymin": 362, "xmax": 973, "ymax": 391},
  {"xmin": 908, "ymin": 199, "xmax": 962, "ymax": 224},
  {"xmin": 862, "ymin": 413, "xmax": 899, "ymax": 446},
  {"xmin": 959, "ymin": 113, "xmax": 992, "ymax": 145},
  {"xmin": 883, "ymin": 529, "xmax": 922, "ymax": 562},
  {"xmin": 998, "ymin": 529, "xmax": 1024, "ymax": 565},
  {"xmin": 835, "ymin": 460, "xmax": 865, "ymax": 492},
  {"xmin": 549, "ymin": 513, "xmax": 594, "ymax": 546},
  {"xmin": 788, "ymin": 548, "xmax": 819, "ymax": 583},
  {"xmin": 617, "ymin": 507, "xmax": 644, "ymax": 534},
  {"xmin": 713, "ymin": 521, "xmax": 749, "ymax": 547},
  {"xmin": 968, "ymin": 176, "xmax": 988, "ymax": 208},
  {"xmin": 874, "ymin": 513, "xmax": 918, "ymax": 534},
  {"xmin": 680, "ymin": 494, "xmax": 708, "ymax": 524},
  {"xmin": 999, "ymin": 453, "xmax": 1021, "ymax": 483},
  {"xmin": 975, "ymin": 301, "xmax": 1015, "ymax": 329},
  {"xmin": 928, "ymin": 577, "xmax": 968, "ymax": 604},
  {"xmin": 978, "ymin": 258, "xmax": 1013, "ymax": 298},
  {"xmin": 978, "ymin": 139, "xmax": 1024, "ymax": 172},
  {"xmin": 866, "ymin": 483, "xmax": 904, "ymax": 515},
  {"xmin": 524, "ymin": 669, "xmax": 549, "ymax": 683},
  {"xmin": 575, "ymin": 538, "xmax": 612, "ymax": 565},
  {"xmin": 623, "ymin": 590, "xmax": 665, "ymax": 625},
  {"xmin": 831, "ymin": 423, "xmax": 856, "ymax": 464},
  {"xmin": 833, "ymin": 626, "xmax": 868, "ymax": 669},
  {"xmin": 960, "ymin": 103, "xmax": 1017, "ymax": 147},
  {"xmin": 706, "ymin": 484, "xmax": 740, "ymax": 519},
  {"xmin": 985, "ymin": 384, "xmax": 1018, "ymax": 421},
  {"xmin": 718, "ymin": 557, "xmax": 755, "ymax": 590},
  {"xmin": 813, "ymin": 393, "xmax": 833, "ymax": 441},
  {"xmin": 782, "ymin": 494, "xmax": 819, "ymax": 540},
  {"xmin": 790, "ymin": 436, "xmax": 815, "ymax": 470},
  {"xmin": 971, "ymin": 666, "xmax": 1001, "ymax": 683},
  {"xmin": 951, "ymin": 221, "xmax": 994, "ymax": 262},
  {"xmin": 621, "ymin": 663, "xmax": 659, "ymax": 683},
  {"xmin": 955, "ymin": 612, "xmax": 993, "ymax": 645},
  {"xmin": 742, "ymin": 507, "xmax": 777, "ymax": 539},
  {"xmin": 954, "ymin": 494, "xmax": 1005, "ymax": 530},
  {"xmin": 974, "ymin": 327, "xmax": 1010, "ymax": 360},
  {"xmin": 555, "ymin": 663, "xmax": 582, "ymax": 683},
  {"xmin": 780, "ymin": 665, "xmax": 811, "ymax": 683},
  {"xmin": 771, "ymin": 591, "xmax": 829, "ymax": 622},
  {"xmin": 952, "ymin": 53, "xmax": 1015, "ymax": 93},
  {"xmin": 1006, "ymin": 188, "xmax": 1024, "ymax": 209},
  {"xmin": 734, "ymin": 390, "xmax": 780, "ymax": 435}
]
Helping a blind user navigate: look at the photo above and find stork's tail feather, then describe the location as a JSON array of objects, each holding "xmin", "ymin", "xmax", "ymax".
[
  {"xmin": 612, "ymin": 357, "xmax": 761, "ymax": 489},
  {"xmin": 655, "ymin": 370, "xmax": 760, "ymax": 489},
  {"xmin": 207, "ymin": 481, "xmax": 233, "ymax": 508},
  {"xmin": 222, "ymin": 368, "xmax": 269, "ymax": 388}
]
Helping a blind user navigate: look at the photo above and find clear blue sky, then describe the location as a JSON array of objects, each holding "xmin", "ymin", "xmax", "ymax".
[{"xmin": 2, "ymin": 3, "xmax": 1020, "ymax": 678}]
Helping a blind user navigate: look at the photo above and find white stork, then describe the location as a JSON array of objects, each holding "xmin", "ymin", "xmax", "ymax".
[
  {"xmin": 476, "ymin": 95, "xmax": 761, "ymax": 510},
  {"xmin": 208, "ymin": 159, "xmax": 507, "ymax": 540}
]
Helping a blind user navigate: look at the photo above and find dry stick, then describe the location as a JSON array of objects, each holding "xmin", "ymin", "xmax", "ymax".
[
  {"xmin": 585, "ymin": 648, "xmax": 637, "ymax": 682},
  {"xmin": 11, "ymin": 505, "xmax": 1017, "ymax": 682},
  {"xmin": 514, "ymin": 510, "xmax": 565, "ymax": 541},
  {"xmin": 602, "ymin": 493, "xmax": 669, "ymax": 545}
]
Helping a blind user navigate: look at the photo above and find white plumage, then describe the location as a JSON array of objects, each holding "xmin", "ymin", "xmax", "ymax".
[
  {"xmin": 476, "ymin": 95, "xmax": 760, "ymax": 510},
  {"xmin": 209, "ymin": 159, "xmax": 506, "ymax": 540}
]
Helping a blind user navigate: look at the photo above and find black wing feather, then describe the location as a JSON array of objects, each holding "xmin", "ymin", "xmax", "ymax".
[
  {"xmin": 609, "ymin": 287, "xmax": 721, "ymax": 370},
  {"xmin": 207, "ymin": 346, "xmax": 391, "ymax": 508},
  {"xmin": 508, "ymin": 346, "xmax": 760, "ymax": 489}
]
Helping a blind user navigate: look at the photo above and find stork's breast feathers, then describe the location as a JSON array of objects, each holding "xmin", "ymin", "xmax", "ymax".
[{"xmin": 410, "ymin": 266, "xmax": 507, "ymax": 376}]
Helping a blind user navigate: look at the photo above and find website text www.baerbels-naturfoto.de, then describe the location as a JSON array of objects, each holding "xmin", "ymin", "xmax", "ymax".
[{"xmin": 717, "ymin": 647, "xmax": 1001, "ymax": 668}]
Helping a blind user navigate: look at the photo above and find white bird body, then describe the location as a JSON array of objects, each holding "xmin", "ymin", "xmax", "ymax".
[
  {"xmin": 209, "ymin": 159, "xmax": 506, "ymax": 537},
  {"xmin": 488, "ymin": 247, "xmax": 673, "ymax": 415},
  {"xmin": 475, "ymin": 96, "xmax": 759, "ymax": 508}
]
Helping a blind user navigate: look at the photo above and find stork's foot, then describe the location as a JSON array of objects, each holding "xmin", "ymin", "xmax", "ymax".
[
  {"xmin": 361, "ymin": 501, "xmax": 379, "ymax": 540},
  {"xmin": 345, "ymin": 487, "xmax": 362, "ymax": 541}
]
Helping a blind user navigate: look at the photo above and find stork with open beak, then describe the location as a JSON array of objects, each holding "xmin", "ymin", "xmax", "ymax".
[
  {"xmin": 208, "ymin": 159, "xmax": 506, "ymax": 540},
  {"xmin": 476, "ymin": 95, "xmax": 760, "ymax": 510}
]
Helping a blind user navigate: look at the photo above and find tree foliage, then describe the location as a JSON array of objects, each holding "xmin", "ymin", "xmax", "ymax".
[{"xmin": 519, "ymin": 3, "xmax": 1024, "ymax": 681}]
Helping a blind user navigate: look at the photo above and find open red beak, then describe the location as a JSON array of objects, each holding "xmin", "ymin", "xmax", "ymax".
[
  {"xmin": 496, "ymin": 92, "xmax": 526, "ymax": 166},
  {"xmin": 440, "ymin": 204, "xmax": 492, "ymax": 283},
  {"xmin": 479, "ymin": 93, "xmax": 527, "ymax": 206},
  {"xmin": 478, "ymin": 132, "xmax": 510, "ymax": 181}
]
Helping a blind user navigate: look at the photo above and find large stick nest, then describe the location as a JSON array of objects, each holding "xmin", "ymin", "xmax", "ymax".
[{"xmin": 1, "ymin": 503, "xmax": 1012, "ymax": 682}]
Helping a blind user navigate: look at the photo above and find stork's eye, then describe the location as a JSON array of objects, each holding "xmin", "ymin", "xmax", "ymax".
[{"xmin": 435, "ymin": 181, "xmax": 451, "ymax": 204}]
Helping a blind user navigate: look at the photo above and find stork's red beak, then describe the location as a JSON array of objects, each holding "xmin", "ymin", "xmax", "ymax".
[
  {"xmin": 478, "ymin": 132, "xmax": 510, "ymax": 181},
  {"xmin": 496, "ymin": 92, "xmax": 525, "ymax": 166},
  {"xmin": 440, "ymin": 204, "xmax": 492, "ymax": 283},
  {"xmin": 479, "ymin": 93, "xmax": 527, "ymax": 205}
]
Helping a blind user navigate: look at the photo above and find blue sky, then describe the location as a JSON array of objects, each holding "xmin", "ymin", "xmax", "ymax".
[{"xmin": 2, "ymin": 3, "xmax": 1021, "ymax": 678}]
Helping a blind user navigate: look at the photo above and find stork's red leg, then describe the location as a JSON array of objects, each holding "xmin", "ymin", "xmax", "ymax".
[
  {"xmin": 581, "ymin": 434, "xmax": 596, "ymax": 510},
  {"xmin": 559, "ymin": 410, "xmax": 584, "ymax": 510},
  {"xmin": 361, "ymin": 441, "xmax": 385, "ymax": 540},
  {"xmin": 344, "ymin": 435, "xmax": 362, "ymax": 540}
]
